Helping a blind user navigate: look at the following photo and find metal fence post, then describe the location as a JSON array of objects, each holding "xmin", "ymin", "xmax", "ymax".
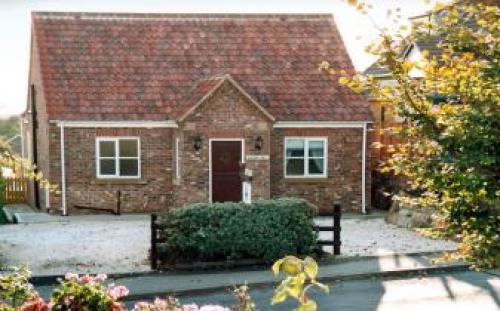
[
  {"xmin": 150, "ymin": 214, "xmax": 158, "ymax": 270},
  {"xmin": 333, "ymin": 204, "xmax": 342, "ymax": 255}
]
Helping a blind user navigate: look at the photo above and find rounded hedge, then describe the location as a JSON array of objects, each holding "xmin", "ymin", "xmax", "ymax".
[{"xmin": 156, "ymin": 198, "xmax": 318, "ymax": 264}]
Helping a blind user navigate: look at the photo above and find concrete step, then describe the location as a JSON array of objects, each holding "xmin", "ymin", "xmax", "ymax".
[{"xmin": 2, "ymin": 204, "xmax": 36, "ymax": 223}]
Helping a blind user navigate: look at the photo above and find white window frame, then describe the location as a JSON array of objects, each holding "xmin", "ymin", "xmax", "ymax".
[
  {"xmin": 284, "ymin": 137, "xmax": 328, "ymax": 178},
  {"xmin": 96, "ymin": 137, "xmax": 141, "ymax": 179}
]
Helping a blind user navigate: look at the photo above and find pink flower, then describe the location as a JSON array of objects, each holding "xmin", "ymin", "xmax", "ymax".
[
  {"xmin": 64, "ymin": 273, "xmax": 78, "ymax": 281},
  {"xmin": 79, "ymin": 275, "xmax": 92, "ymax": 284},
  {"xmin": 134, "ymin": 301, "xmax": 149, "ymax": 310},
  {"xmin": 153, "ymin": 298, "xmax": 168, "ymax": 309},
  {"xmin": 95, "ymin": 274, "xmax": 107, "ymax": 282},
  {"xmin": 107, "ymin": 285, "xmax": 129, "ymax": 300},
  {"xmin": 182, "ymin": 304, "xmax": 200, "ymax": 311}
]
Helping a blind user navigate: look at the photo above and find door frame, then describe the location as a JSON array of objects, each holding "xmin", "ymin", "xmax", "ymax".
[{"xmin": 209, "ymin": 138, "xmax": 245, "ymax": 203}]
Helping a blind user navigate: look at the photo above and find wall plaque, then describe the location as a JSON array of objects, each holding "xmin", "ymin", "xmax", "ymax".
[{"xmin": 246, "ymin": 155, "xmax": 270, "ymax": 161}]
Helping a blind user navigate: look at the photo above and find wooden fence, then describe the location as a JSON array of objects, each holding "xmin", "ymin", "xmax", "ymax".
[
  {"xmin": 3, "ymin": 177, "xmax": 28, "ymax": 204},
  {"xmin": 150, "ymin": 213, "xmax": 165, "ymax": 270},
  {"xmin": 150, "ymin": 203, "xmax": 342, "ymax": 270},
  {"xmin": 315, "ymin": 204, "xmax": 342, "ymax": 255}
]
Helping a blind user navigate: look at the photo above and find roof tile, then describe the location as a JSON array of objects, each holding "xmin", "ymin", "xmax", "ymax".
[{"xmin": 33, "ymin": 12, "xmax": 371, "ymax": 122}]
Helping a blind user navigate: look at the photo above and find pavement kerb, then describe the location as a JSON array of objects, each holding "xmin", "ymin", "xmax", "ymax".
[
  {"xmin": 120, "ymin": 263, "xmax": 470, "ymax": 302},
  {"xmin": 25, "ymin": 251, "xmax": 462, "ymax": 287}
]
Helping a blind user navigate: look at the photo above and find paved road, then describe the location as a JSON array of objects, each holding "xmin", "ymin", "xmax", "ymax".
[{"xmin": 134, "ymin": 271, "xmax": 499, "ymax": 311}]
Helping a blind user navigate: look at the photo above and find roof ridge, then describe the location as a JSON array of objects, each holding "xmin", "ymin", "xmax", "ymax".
[{"xmin": 32, "ymin": 11, "xmax": 333, "ymax": 21}]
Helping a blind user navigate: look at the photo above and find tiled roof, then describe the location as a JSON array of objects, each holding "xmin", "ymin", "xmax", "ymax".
[
  {"xmin": 176, "ymin": 74, "xmax": 275, "ymax": 122},
  {"xmin": 32, "ymin": 12, "xmax": 372, "ymax": 122}
]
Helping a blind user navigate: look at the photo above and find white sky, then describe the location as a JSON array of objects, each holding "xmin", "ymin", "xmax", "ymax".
[{"xmin": 0, "ymin": 0, "xmax": 439, "ymax": 118}]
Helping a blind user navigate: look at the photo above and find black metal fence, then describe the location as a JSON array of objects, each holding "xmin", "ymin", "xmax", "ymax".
[{"xmin": 150, "ymin": 203, "xmax": 342, "ymax": 270}]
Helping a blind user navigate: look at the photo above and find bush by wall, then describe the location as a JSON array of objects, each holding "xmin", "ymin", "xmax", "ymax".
[{"xmin": 156, "ymin": 198, "xmax": 318, "ymax": 264}]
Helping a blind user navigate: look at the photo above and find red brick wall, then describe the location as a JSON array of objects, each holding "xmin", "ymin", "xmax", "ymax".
[
  {"xmin": 48, "ymin": 125, "xmax": 174, "ymax": 214},
  {"xmin": 175, "ymin": 80, "xmax": 272, "ymax": 207},
  {"xmin": 270, "ymin": 128, "xmax": 371, "ymax": 213},
  {"xmin": 38, "ymin": 79, "xmax": 370, "ymax": 214}
]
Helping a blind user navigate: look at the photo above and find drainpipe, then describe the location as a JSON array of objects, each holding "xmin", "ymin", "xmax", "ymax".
[
  {"xmin": 59, "ymin": 121, "xmax": 67, "ymax": 216},
  {"xmin": 30, "ymin": 84, "xmax": 40, "ymax": 209},
  {"xmin": 361, "ymin": 123, "xmax": 367, "ymax": 214}
]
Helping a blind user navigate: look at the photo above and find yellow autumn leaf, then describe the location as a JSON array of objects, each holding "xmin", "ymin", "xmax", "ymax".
[
  {"xmin": 271, "ymin": 288, "xmax": 288, "ymax": 305},
  {"xmin": 286, "ymin": 274, "xmax": 306, "ymax": 298},
  {"xmin": 272, "ymin": 258, "xmax": 284, "ymax": 276},
  {"xmin": 338, "ymin": 76, "xmax": 350, "ymax": 85},
  {"xmin": 282, "ymin": 256, "xmax": 302, "ymax": 276},
  {"xmin": 303, "ymin": 257, "xmax": 318, "ymax": 280}
]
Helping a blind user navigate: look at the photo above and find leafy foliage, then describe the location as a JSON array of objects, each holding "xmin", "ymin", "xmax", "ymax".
[
  {"xmin": 0, "ymin": 117, "xmax": 19, "ymax": 142},
  {"xmin": 232, "ymin": 285, "xmax": 256, "ymax": 311},
  {"xmin": 156, "ymin": 199, "xmax": 318, "ymax": 264},
  {"xmin": 0, "ymin": 268, "xmax": 237, "ymax": 311},
  {"xmin": 0, "ymin": 265, "xmax": 34, "ymax": 309},
  {"xmin": 0, "ymin": 135, "xmax": 56, "ymax": 202},
  {"xmin": 327, "ymin": 0, "xmax": 499, "ymax": 268},
  {"xmin": 50, "ymin": 273, "xmax": 127, "ymax": 311},
  {"xmin": 271, "ymin": 256, "xmax": 329, "ymax": 311}
]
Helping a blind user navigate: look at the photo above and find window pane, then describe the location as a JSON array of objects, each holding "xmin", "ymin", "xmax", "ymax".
[
  {"xmin": 100, "ymin": 159, "xmax": 116, "ymax": 175},
  {"xmin": 99, "ymin": 141, "xmax": 115, "ymax": 157},
  {"xmin": 120, "ymin": 159, "xmax": 139, "ymax": 176},
  {"xmin": 308, "ymin": 141, "xmax": 325, "ymax": 157},
  {"xmin": 119, "ymin": 139, "xmax": 138, "ymax": 157},
  {"xmin": 308, "ymin": 158, "xmax": 324, "ymax": 175},
  {"xmin": 286, "ymin": 140, "xmax": 304, "ymax": 157},
  {"xmin": 286, "ymin": 159, "xmax": 304, "ymax": 175}
]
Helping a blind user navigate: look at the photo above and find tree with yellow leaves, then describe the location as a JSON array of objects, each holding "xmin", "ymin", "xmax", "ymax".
[
  {"xmin": 323, "ymin": 0, "xmax": 499, "ymax": 268},
  {"xmin": 0, "ymin": 137, "xmax": 54, "ymax": 205}
]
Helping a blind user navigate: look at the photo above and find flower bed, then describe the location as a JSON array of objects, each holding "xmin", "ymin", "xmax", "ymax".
[
  {"xmin": 0, "ymin": 256, "xmax": 328, "ymax": 311},
  {"xmin": 155, "ymin": 199, "xmax": 318, "ymax": 265}
]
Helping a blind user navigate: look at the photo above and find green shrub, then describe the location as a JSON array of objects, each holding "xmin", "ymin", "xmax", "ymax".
[{"xmin": 157, "ymin": 198, "xmax": 318, "ymax": 264}]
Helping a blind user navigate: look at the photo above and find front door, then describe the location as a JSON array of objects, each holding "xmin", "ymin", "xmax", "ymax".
[{"xmin": 211, "ymin": 140, "xmax": 242, "ymax": 202}]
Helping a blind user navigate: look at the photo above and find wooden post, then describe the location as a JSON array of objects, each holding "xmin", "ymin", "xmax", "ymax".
[
  {"xmin": 150, "ymin": 214, "xmax": 158, "ymax": 270},
  {"xmin": 333, "ymin": 204, "xmax": 342, "ymax": 255},
  {"xmin": 116, "ymin": 191, "xmax": 121, "ymax": 215}
]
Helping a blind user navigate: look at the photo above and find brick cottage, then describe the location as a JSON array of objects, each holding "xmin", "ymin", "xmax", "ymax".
[{"xmin": 22, "ymin": 12, "xmax": 372, "ymax": 215}]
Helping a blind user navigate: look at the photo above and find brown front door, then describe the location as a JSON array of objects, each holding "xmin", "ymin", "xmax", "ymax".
[{"xmin": 211, "ymin": 140, "xmax": 242, "ymax": 202}]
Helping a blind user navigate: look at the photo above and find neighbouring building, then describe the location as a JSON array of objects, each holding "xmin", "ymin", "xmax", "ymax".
[
  {"xmin": 364, "ymin": 12, "xmax": 444, "ymax": 209},
  {"xmin": 22, "ymin": 12, "xmax": 372, "ymax": 215}
]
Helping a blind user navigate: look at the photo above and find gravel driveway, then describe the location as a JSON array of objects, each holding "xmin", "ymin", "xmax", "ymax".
[
  {"xmin": 0, "ymin": 214, "xmax": 457, "ymax": 276},
  {"xmin": 317, "ymin": 216, "xmax": 457, "ymax": 256},
  {"xmin": 0, "ymin": 217, "xmax": 150, "ymax": 276}
]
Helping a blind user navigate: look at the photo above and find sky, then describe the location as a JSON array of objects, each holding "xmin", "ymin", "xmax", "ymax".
[{"xmin": 0, "ymin": 0, "xmax": 439, "ymax": 118}]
